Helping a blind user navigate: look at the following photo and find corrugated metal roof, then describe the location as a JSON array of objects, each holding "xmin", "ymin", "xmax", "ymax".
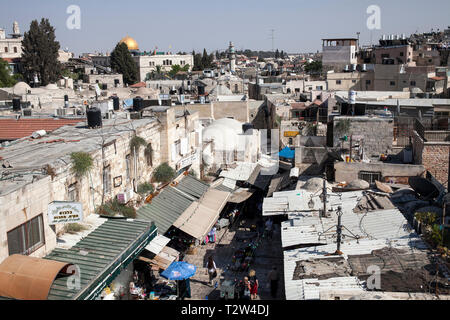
[
  {"xmin": 137, "ymin": 175, "xmax": 210, "ymax": 235},
  {"xmin": 45, "ymin": 218, "xmax": 157, "ymax": 300},
  {"xmin": 283, "ymin": 237, "xmax": 427, "ymax": 300},
  {"xmin": 220, "ymin": 162, "xmax": 258, "ymax": 181},
  {"xmin": 175, "ymin": 175, "xmax": 210, "ymax": 199}
]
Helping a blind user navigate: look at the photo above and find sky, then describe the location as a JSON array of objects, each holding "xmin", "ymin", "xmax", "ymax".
[{"xmin": 1, "ymin": 0, "xmax": 449, "ymax": 56}]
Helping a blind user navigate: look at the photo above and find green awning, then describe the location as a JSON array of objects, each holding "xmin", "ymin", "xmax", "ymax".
[{"xmin": 45, "ymin": 218, "xmax": 157, "ymax": 300}]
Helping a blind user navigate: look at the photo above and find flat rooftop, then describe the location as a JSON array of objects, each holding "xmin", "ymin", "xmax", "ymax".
[{"xmin": 0, "ymin": 115, "xmax": 158, "ymax": 196}]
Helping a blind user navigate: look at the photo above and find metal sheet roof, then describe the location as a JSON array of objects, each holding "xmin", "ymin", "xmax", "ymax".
[
  {"xmin": 137, "ymin": 176, "xmax": 210, "ymax": 235},
  {"xmin": 0, "ymin": 255, "xmax": 73, "ymax": 300},
  {"xmin": 145, "ymin": 235, "xmax": 171, "ymax": 255},
  {"xmin": 283, "ymin": 237, "xmax": 428, "ymax": 300},
  {"xmin": 45, "ymin": 218, "xmax": 157, "ymax": 300},
  {"xmin": 173, "ymin": 189, "xmax": 230, "ymax": 239}
]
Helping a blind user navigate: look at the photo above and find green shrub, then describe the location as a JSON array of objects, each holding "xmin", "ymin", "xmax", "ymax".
[
  {"xmin": 154, "ymin": 162, "xmax": 175, "ymax": 183},
  {"xmin": 137, "ymin": 182, "xmax": 154, "ymax": 196},
  {"xmin": 70, "ymin": 152, "xmax": 94, "ymax": 177},
  {"xmin": 64, "ymin": 223, "xmax": 88, "ymax": 234},
  {"xmin": 97, "ymin": 199, "xmax": 136, "ymax": 218}
]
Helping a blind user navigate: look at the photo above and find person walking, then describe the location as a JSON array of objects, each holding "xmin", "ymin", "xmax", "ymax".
[
  {"xmin": 205, "ymin": 256, "xmax": 217, "ymax": 287},
  {"xmin": 248, "ymin": 269, "xmax": 259, "ymax": 300},
  {"xmin": 267, "ymin": 267, "xmax": 279, "ymax": 298},
  {"xmin": 265, "ymin": 218, "xmax": 273, "ymax": 239},
  {"xmin": 242, "ymin": 276, "xmax": 251, "ymax": 300}
]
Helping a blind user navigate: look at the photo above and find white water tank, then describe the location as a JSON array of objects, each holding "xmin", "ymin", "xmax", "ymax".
[{"xmin": 348, "ymin": 90, "xmax": 356, "ymax": 105}]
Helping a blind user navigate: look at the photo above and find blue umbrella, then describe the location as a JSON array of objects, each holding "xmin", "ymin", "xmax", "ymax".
[{"xmin": 161, "ymin": 261, "xmax": 197, "ymax": 280}]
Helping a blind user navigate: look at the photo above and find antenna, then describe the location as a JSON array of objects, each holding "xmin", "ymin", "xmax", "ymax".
[
  {"xmin": 269, "ymin": 29, "xmax": 275, "ymax": 52},
  {"xmin": 318, "ymin": 206, "xmax": 361, "ymax": 256}
]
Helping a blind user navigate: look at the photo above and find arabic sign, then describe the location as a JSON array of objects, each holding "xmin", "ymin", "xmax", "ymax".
[
  {"xmin": 284, "ymin": 131, "xmax": 299, "ymax": 137},
  {"xmin": 177, "ymin": 153, "xmax": 198, "ymax": 170},
  {"xmin": 48, "ymin": 201, "xmax": 83, "ymax": 225}
]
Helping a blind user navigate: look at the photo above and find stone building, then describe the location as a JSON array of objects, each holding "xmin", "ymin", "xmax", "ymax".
[
  {"xmin": 0, "ymin": 22, "xmax": 22, "ymax": 59},
  {"xmin": 332, "ymin": 116, "xmax": 394, "ymax": 159},
  {"xmin": 83, "ymin": 73, "xmax": 124, "ymax": 88},
  {"xmin": 0, "ymin": 115, "xmax": 162, "ymax": 263},
  {"xmin": 322, "ymin": 38, "xmax": 358, "ymax": 72},
  {"xmin": 134, "ymin": 54, "xmax": 194, "ymax": 82},
  {"xmin": 143, "ymin": 106, "xmax": 201, "ymax": 176}
]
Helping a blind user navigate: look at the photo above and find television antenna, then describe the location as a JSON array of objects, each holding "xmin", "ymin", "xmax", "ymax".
[{"xmin": 318, "ymin": 206, "xmax": 361, "ymax": 255}]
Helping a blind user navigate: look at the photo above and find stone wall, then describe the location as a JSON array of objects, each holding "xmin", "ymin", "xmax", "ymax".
[
  {"xmin": 334, "ymin": 161, "xmax": 425, "ymax": 183},
  {"xmin": 333, "ymin": 116, "xmax": 394, "ymax": 158}
]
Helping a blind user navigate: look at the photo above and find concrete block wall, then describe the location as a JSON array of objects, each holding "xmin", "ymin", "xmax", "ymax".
[{"xmin": 333, "ymin": 116, "xmax": 394, "ymax": 158}]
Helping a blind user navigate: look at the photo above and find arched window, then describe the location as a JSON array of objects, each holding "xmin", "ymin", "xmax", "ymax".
[
  {"xmin": 13, "ymin": 47, "xmax": 17, "ymax": 53},
  {"xmin": 4, "ymin": 47, "xmax": 8, "ymax": 53}
]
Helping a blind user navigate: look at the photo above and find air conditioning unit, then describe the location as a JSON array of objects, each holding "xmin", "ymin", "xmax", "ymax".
[{"xmin": 117, "ymin": 189, "xmax": 134, "ymax": 204}]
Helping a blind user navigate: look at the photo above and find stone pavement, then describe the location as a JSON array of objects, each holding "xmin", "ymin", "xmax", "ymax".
[{"xmin": 184, "ymin": 216, "xmax": 284, "ymax": 300}]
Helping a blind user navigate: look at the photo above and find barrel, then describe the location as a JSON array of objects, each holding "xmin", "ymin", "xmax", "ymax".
[{"xmin": 86, "ymin": 107, "xmax": 102, "ymax": 128}]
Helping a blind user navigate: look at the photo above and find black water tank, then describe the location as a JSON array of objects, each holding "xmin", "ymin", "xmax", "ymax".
[
  {"xmin": 242, "ymin": 123, "xmax": 254, "ymax": 134},
  {"xmin": 354, "ymin": 104, "xmax": 366, "ymax": 116},
  {"xmin": 340, "ymin": 103, "xmax": 351, "ymax": 115},
  {"xmin": 86, "ymin": 107, "xmax": 102, "ymax": 128},
  {"xmin": 133, "ymin": 97, "xmax": 144, "ymax": 111},
  {"xmin": 64, "ymin": 95, "xmax": 69, "ymax": 102},
  {"xmin": 112, "ymin": 96, "xmax": 120, "ymax": 111},
  {"xmin": 12, "ymin": 98, "xmax": 21, "ymax": 111}
]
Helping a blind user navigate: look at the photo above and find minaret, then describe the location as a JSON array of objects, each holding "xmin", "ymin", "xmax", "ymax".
[
  {"xmin": 229, "ymin": 41, "xmax": 236, "ymax": 73},
  {"xmin": 13, "ymin": 21, "xmax": 20, "ymax": 35}
]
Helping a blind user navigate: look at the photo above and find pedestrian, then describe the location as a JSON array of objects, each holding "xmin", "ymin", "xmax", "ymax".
[
  {"xmin": 265, "ymin": 218, "xmax": 273, "ymax": 239},
  {"xmin": 205, "ymin": 256, "xmax": 217, "ymax": 287},
  {"xmin": 267, "ymin": 266, "xmax": 279, "ymax": 298},
  {"xmin": 248, "ymin": 269, "xmax": 259, "ymax": 300},
  {"xmin": 242, "ymin": 276, "xmax": 251, "ymax": 300}
]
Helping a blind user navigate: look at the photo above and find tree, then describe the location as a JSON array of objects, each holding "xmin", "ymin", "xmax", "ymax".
[
  {"xmin": 304, "ymin": 60, "xmax": 323, "ymax": 75},
  {"xmin": 110, "ymin": 42, "xmax": 138, "ymax": 85},
  {"xmin": 0, "ymin": 59, "xmax": 20, "ymax": 87},
  {"xmin": 169, "ymin": 64, "xmax": 190, "ymax": 78},
  {"xmin": 21, "ymin": 19, "xmax": 62, "ymax": 86},
  {"xmin": 275, "ymin": 49, "xmax": 280, "ymax": 59}
]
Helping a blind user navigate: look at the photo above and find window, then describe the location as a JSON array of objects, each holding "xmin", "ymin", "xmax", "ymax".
[
  {"xmin": 7, "ymin": 215, "xmax": 45, "ymax": 256},
  {"xmin": 234, "ymin": 84, "xmax": 239, "ymax": 92},
  {"xmin": 13, "ymin": 47, "xmax": 17, "ymax": 53},
  {"xmin": 68, "ymin": 183, "xmax": 78, "ymax": 202},
  {"xmin": 366, "ymin": 80, "xmax": 371, "ymax": 85},
  {"xmin": 103, "ymin": 165, "xmax": 111, "ymax": 194},
  {"xmin": 316, "ymin": 86, "xmax": 323, "ymax": 90},
  {"xmin": 399, "ymin": 52, "xmax": 404, "ymax": 57},
  {"xmin": 358, "ymin": 171, "xmax": 382, "ymax": 184},
  {"xmin": 125, "ymin": 155, "xmax": 131, "ymax": 182},
  {"xmin": 352, "ymin": 80, "xmax": 357, "ymax": 83},
  {"xmin": 174, "ymin": 140, "xmax": 181, "ymax": 155},
  {"xmin": 146, "ymin": 143, "xmax": 153, "ymax": 167},
  {"xmin": 336, "ymin": 80, "xmax": 342, "ymax": 85},
  {"xmin": 390, "ymin": 81, "xmax": 396, "ymax": 86},
  {"xmin": 410, "ymin": 81, "xmax": 416, "ymax": 86},
  {"xmin": 4, "ymin": 47, "xmax": 8, "ymax": 53}
]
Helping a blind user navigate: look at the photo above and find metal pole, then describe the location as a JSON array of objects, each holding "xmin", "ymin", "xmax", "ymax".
[
  {"xmin": 336, "ymin": 212, "xmax": 342, "ymax": 253},
  {"xmin": 322, "ymin": 177, "xmax": 327, "ymax": 217},
  {"xmin": 349, "ymin": 135, "xmax": 353, "ymax": 162}
]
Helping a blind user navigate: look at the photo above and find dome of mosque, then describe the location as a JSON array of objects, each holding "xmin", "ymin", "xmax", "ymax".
[{"xmin": 119, "ymin": 36, "xmax": 139, "ymax": 51}]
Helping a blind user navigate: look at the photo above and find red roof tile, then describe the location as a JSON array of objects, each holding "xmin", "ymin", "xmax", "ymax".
[
  {"xmin": 0, "ymin": 118, "xmax": 84, "ymax": 140},
  {"xmin": 130, "ymin": 82, "xmax": 146, "ymax": 88}
]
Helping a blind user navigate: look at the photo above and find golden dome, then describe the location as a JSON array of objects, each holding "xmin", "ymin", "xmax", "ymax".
[{"xmin": 119, "ymin": 36, "xmax": 139, "ymax": 51}]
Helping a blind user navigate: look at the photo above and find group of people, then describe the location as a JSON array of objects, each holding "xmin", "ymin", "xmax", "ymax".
[{"xmin": 206, "ymin": 255, "xmax": 279, "ymax": 300}]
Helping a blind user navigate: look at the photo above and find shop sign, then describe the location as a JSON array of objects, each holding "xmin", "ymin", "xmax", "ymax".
[
  {"xmin": 177, "ymin": 153, "xmax": 198, "ymax": 170},
  {"xmin": 284, "ymin": 131, "xmax": 299, "ymax": 137},
  {"xmin": 48, "ymin": 201, "xmax": 83, "ymax": 225}
]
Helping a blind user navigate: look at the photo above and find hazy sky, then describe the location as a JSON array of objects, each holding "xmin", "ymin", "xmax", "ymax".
[{"xmin": 1, "ymin": 0, "xmax": 449, "ymax": 55}]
